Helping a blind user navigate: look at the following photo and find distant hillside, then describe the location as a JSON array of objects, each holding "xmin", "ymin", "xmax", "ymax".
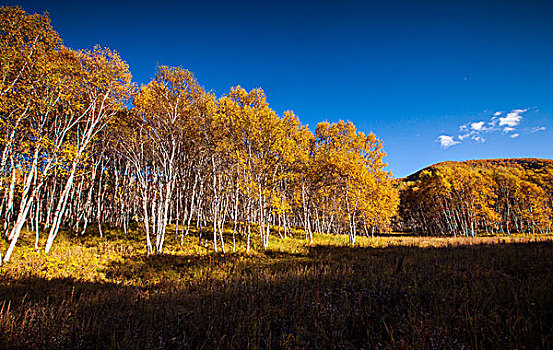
[
  {"xmin": 403, "ymin": 158, "xmax": 553, "ymax": 182},
  {"xmin": 398, "ymin": 158, "xmax": 553, "ymax": 236}
]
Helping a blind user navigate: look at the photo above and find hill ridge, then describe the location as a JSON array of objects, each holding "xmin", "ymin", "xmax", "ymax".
[{"xmin": 404, "ymin": 157, "xmax": 553, "ymax": 182}]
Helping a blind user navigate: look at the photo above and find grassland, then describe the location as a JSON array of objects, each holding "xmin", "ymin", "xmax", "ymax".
[{"xmin": 1, "ymin": 227, "xmax": 553, "ymax": 349}]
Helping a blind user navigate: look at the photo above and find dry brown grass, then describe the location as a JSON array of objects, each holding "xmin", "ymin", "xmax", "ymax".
[{"xmin": 1, "ymin": 228, "xmax": 552, "ymax": 349}]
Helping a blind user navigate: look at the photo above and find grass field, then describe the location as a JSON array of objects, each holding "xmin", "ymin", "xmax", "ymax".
[{"xmin": 1, "ymin": 227, "xmax": 553, "ymax": 349}]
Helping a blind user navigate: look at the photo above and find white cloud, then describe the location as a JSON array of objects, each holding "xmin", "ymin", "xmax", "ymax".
[
  {"xmin": 436, "ymin": 135, "xmax": 460, "ymax": 149},
  {"xmin": 499, "ymin": 108, "xmax": 527, "ymax": 127},
  {"xmin": 471, "ymin": 135, "xmax": 485, "ymax": 143},
  {"xmin": 471, "ymin": 121, "xmax": 486, "ymax": 131},
  {"xmin": 436, "ymin": 107, "xmax": 542, "ymax": 148}
]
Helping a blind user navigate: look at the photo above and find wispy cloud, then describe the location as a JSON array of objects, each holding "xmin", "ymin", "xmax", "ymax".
[
  {"xmin": 472, "ymin": 135, "xmax": 485, "ymax": 143},
  {"xmin": 471, "ymin": 121, "xmax": 485, "ymax": 131},
  {"xmin": 499, "ymin": 108, "xmax": 527, "ymax": 127},
  {"xmin": 436, "ymin": 135, "xmax": 460, "ymax": 149},
  {"xmin": 435, "ymin": 107, "xmax": 543, "ymax": 148}
]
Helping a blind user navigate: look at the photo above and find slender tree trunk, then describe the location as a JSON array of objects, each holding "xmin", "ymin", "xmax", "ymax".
[{"xmin": 45, "ymin": 160, "xmax": 79, "ymax": 253}]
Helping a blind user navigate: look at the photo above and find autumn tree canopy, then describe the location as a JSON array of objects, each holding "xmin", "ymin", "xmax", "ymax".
[
  {"xmin": 6, "ymin": 6, "xmax": 553, "ymax": 264},
  {"xmin": 0, "ymin": 6, "xmax": 398, "ymax": 262},
  {"xmin": 399, "ymin": 159, "xmax": 553, "ymax": 236}
]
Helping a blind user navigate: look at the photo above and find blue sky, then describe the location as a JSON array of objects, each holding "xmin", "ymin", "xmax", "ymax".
[{"xmin": 5, "ymin": 0, "xmax": 553, "ymax": 177}]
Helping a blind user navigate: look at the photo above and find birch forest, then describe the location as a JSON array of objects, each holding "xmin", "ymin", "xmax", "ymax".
[
  {"xmin": 399, "ymin": 159, "xmax": 553, "ymax": 236},
  {"xmin": 0, "ymin": 6, "xmax": 398, "ymax": 263}
]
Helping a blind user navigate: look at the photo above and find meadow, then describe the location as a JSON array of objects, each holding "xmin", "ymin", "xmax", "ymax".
[{"xmin": 1, "ymin": 227, "xmax": 552, "ymax": 349}]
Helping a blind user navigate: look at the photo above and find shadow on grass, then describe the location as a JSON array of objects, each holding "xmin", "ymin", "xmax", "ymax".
[{"xmin": 1, "ymin": 241, "xmax": 553, "ymax": 349}]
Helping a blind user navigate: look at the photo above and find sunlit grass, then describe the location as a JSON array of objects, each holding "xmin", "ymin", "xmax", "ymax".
[{"xmin": 1, "ymin": 226, "xmax": 553, "ymax": 349}]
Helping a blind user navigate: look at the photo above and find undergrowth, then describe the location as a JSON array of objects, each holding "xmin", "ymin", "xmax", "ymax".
[{"xmin": 1, "ymin": 226, "xmax": 552, "ymax": 349}]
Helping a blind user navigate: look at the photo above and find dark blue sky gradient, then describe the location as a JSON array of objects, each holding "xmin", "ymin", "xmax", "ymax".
[{"xmin": 5, "ymin": 0, "xmax": 553, "ymax": 177}]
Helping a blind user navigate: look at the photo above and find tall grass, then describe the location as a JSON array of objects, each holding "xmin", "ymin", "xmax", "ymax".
[{"xmin": 1, "ymin": 228, "xmax": 552, "ymax": 349}]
